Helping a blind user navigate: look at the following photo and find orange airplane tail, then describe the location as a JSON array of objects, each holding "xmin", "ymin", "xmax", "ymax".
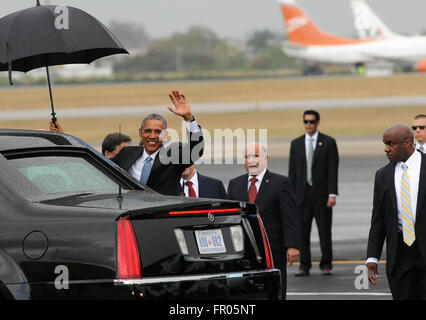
[
  {"xmin": 416, "ymin": 59, "xmax": 426, "ymax": 72},
  {"xmin": 278, "ymin": 0, "xmax": 366, "ymax": 46}
]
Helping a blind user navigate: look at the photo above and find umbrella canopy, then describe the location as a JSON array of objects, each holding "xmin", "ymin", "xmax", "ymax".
[
  {"xmin": 0, "ymin": 3, "xmax": 128, "ymax": 71},
  {"xmin": 0, "ymin": 2, "xmax": 128, "ymax": 122}
]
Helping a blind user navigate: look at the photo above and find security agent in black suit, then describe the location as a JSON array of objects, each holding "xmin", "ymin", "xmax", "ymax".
[
  {"xmin": 227, "ymin": 143, "xmax": 300, "ymax": 299},
  {"xmin": 289, "ymin": 110, "xmax": 339, "ymax": 276},
  {"xmin": 112, "ymin": 90, "xmax": 203, "ymax": 196},
  {"xmin": 180, "ymin": 164, "xmax": 227, "ymax": 199},
  {"xmin": 367, "ymin": 123, "xmax": 426, "ymax": 300}
]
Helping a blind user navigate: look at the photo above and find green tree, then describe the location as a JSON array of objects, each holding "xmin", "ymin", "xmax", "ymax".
[
  {"xmin": 246, "ymin": 30, "xmax": 277, "ymax": 53},
  {"xmin": 250, "ymin": 46, "xmax": 300, "ymax": 69},
  {"xmin": 114, "ymin": 26, "xmax": 248, "ymax": 73}
]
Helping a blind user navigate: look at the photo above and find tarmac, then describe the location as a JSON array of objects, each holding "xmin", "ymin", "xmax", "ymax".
[{"xmin": 0, "ymin": 94, "xmax": 425, "ymax": 120}]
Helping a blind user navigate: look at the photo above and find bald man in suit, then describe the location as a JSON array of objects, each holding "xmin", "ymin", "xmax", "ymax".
[
  {"xmin": 367, "ymin": 123, "xmax": 426, "ymax": 299},
  {"xmin": 227, "ymin": 142, "xmax": 299, "ymax": 299}
]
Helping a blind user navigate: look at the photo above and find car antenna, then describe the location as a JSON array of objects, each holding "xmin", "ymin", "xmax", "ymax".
[{"xmin": 117, "ymin": 185, "xmax": 123, "ymax": 209}]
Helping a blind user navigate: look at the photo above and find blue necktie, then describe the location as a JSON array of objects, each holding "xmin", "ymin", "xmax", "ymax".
[{"xmin": 140, "ymin": 156, "xmax": 153, "ymax": 185}]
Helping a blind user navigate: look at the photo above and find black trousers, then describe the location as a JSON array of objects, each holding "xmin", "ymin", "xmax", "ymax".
[
  {"xmin": 298, "ymin": 185, "xmax": 333, "ymax": 271},
  {"xmin": 387, "ymin": 235, "xmax": 426, "ymax": 300},
  {"xmin": 271, "ymin": 247, "xmax": 287, "ymax": 300}
]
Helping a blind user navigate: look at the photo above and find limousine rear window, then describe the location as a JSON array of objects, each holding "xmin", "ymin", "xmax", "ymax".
[{"xmin": 5, "ymin": 155, "xmax": 130, "ymax": 200}]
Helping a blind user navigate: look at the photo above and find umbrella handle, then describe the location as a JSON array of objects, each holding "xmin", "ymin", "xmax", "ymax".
[
  {"xmin": 43, "ymin": 56, "xmax": 58, "ymax": 126},
  {"xmin": 6, "ymin": 42, "xmax": 13, "ymax": 85}
]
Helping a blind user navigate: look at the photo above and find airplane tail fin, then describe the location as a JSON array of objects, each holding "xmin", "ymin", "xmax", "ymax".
[
  {"xmin": 351, "ymin": 0, "xmax": 403, "ymax": 39},
  {"xmin": 277, "ymin": 0, "xmax": 363, "ymax": 45},
  {"xmin": 350, "ymin": 0, "xmax": 402, "ymax": 39}
]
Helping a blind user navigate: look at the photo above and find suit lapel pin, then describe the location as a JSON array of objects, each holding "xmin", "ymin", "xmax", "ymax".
[{"xmin": 318, "ymin": 142, "xmax": 323, "ymax": 146}]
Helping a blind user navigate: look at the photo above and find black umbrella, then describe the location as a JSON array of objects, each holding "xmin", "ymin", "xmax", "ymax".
[{"xmin": 0, "ymin": 1, "xmax": 128, "ymax": 123}]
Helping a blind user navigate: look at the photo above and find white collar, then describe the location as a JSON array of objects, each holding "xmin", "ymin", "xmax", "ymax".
[
  {"xmin": 142, "ymin": 148, "xmax": 160, "ymax": 162},
  {"xmin": 181, "ymin": 171, "xmax": 198, "ymax": 185},
  {"xmin": 305, "ymin": 131, "xmax": 319, "ymax": 141},
  {"xmin": 416, "ymin": 141, "xmax": 426, "ymax": 148},
  {"xmin": 398, "ymin": 150, "xmax": 421, "ymax": 169}
]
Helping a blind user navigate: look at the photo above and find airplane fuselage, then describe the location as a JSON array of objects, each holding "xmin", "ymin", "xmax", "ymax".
[{"xmin": 284, "ymin": 37, "xmax": 426, "ymax": 65}]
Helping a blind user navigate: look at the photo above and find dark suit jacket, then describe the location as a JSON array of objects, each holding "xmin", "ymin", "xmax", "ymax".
[
  {"xmin": 227, "ymin": 170, "xmax": 299, "ymax": 267},
  {"xmin": 112, "ymin": 130, "xmax": 203, "ymax": 196},
  {"xmin": 197, "ymin": 173, "xmax": 227, "ymax": 200},
  {"xmin": 288, "ymin": 132, "xmax": 339, "ymax": 207},
  {"xmin": 367, "ymin": 151, "xmax": 426, "ymax": 274}
]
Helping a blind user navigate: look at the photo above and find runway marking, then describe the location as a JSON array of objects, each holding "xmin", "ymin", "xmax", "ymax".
[{"xmin": 287, "ymin": 292, "xmax": 391, "ymax": 296}]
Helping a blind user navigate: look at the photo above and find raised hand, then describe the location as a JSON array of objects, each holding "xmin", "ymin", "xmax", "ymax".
[
  {"xmin": 49, "ymin": 120, "xmax": 64, "ymax": 133},
  {"xmin": 167, "ymin": 90, "xmax": 193, "ymax": 122}
]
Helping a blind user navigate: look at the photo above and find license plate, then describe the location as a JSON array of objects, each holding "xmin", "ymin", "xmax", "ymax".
[{"xmin": 195, "ymin": 229, "xmax": 226, "ymax": 254}]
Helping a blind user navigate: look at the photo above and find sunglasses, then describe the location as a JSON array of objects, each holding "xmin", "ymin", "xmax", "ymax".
[
  {"xmin": 412, "ymin": 126, "xmax": 426, "ymax": 130},
  {"xmin": 304, "ymin": 120, "xmax": 317, "ymax": 124}
]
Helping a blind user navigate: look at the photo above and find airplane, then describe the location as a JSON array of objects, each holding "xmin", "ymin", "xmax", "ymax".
[
  {"xmin": 349, "ymin": 0, "xmax": 426, "ymax": 72},
  {"xmin": 277, "ymin": 0, "xmax": 426, "ymax": 75}
]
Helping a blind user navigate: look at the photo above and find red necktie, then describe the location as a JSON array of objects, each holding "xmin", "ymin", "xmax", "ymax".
[
  {"xmin": 248, "ymin": 177, "xmax": 258, "ymax": 203},
  {"xmin": 185, "ymin": 181, "xmax": 197, "ymax": 198}
]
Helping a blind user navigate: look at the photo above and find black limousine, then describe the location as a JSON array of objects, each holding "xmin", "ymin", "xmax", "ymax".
[{"xmin": 0, "ymin": 129, "xmax": 280, "ymax": 300}]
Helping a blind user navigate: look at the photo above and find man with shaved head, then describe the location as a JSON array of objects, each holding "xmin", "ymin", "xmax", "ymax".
[
  {"xmin": 227, "ymin": 142, "xmax": 300, "ymax": 299},
  {"xmin": 367, "ymin": 123, "xmax": 426, "ymax": 299}
]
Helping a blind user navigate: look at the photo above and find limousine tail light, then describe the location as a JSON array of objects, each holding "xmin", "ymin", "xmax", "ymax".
[
  {"xmin": 257, "ymin": 213, "xmax": 274, "ymax": 269},
  {"xmin": 116, "ymin": 216, "xmax": 142, "ymax": 279}
]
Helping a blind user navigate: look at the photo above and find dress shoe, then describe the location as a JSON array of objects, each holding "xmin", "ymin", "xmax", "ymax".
[
  {"xmin": 322, "ymin": 268, "xmax": 332, "ymax": 276},
  {"xmin": 295, "ymin": 269, "xmax": 309, "ymax": 277}
]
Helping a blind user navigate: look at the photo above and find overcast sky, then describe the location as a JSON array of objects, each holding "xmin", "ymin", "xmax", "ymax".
[{"xmin": 2, "ymin": 0, "xmax": 426, "ymax": 40}]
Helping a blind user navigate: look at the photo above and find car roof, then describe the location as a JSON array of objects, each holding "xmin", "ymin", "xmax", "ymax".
[{"xmin": 0, "ymin": 129, "xmax": 84, "ymax": 151}]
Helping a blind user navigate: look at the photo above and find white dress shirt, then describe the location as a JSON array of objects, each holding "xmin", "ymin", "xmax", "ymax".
[
  {"xmin": 305, "ymin": 131, "xmax": 336, "ymax": 198},
  {"xmin": 247, "ymin": 168, "xmax": 267, "ymax": 193},
  {"xmin": 129, "ymin": 119, "xmax": 200, "ymax": 181},
  {"xmin": 129, "ymin": 148, "xmax": 160, "ymax": 181},
  {"xmin": 416, "ymin": 142, "xmax": 426, "ymax": 153},
  {"xmin": 305, "ymin": 131, "xmax": 318, "ymax": 160},
  {"xmin": 180, "ymin": 171, "xmax": 199, "ymax": 198},
  {"xmin": 367, "ymin": 150, "xmax": 422, "ymax": 265},
  {"xmin": 394, "ymin": 151, "xmax": 421, "ymax": 229}
]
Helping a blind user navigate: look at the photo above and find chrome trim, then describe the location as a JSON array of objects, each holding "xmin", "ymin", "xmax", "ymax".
[{"xmin": 114, "ymin": 268, "xmax": 280, "ymax": 286}]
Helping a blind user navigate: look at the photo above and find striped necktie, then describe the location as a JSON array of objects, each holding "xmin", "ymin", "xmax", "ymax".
[
  {"xmin": 419, "ymin": 145, "xmax": 425, "ymax": 153},
  {"xmin": 401, "ymin": 164, "xmax": 415, "ymax": 246}
]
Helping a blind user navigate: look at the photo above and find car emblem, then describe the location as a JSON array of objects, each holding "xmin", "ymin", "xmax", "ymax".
[{"xmin": 207, "ymin": 212, "xmax": 215, "ymax": 222}]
